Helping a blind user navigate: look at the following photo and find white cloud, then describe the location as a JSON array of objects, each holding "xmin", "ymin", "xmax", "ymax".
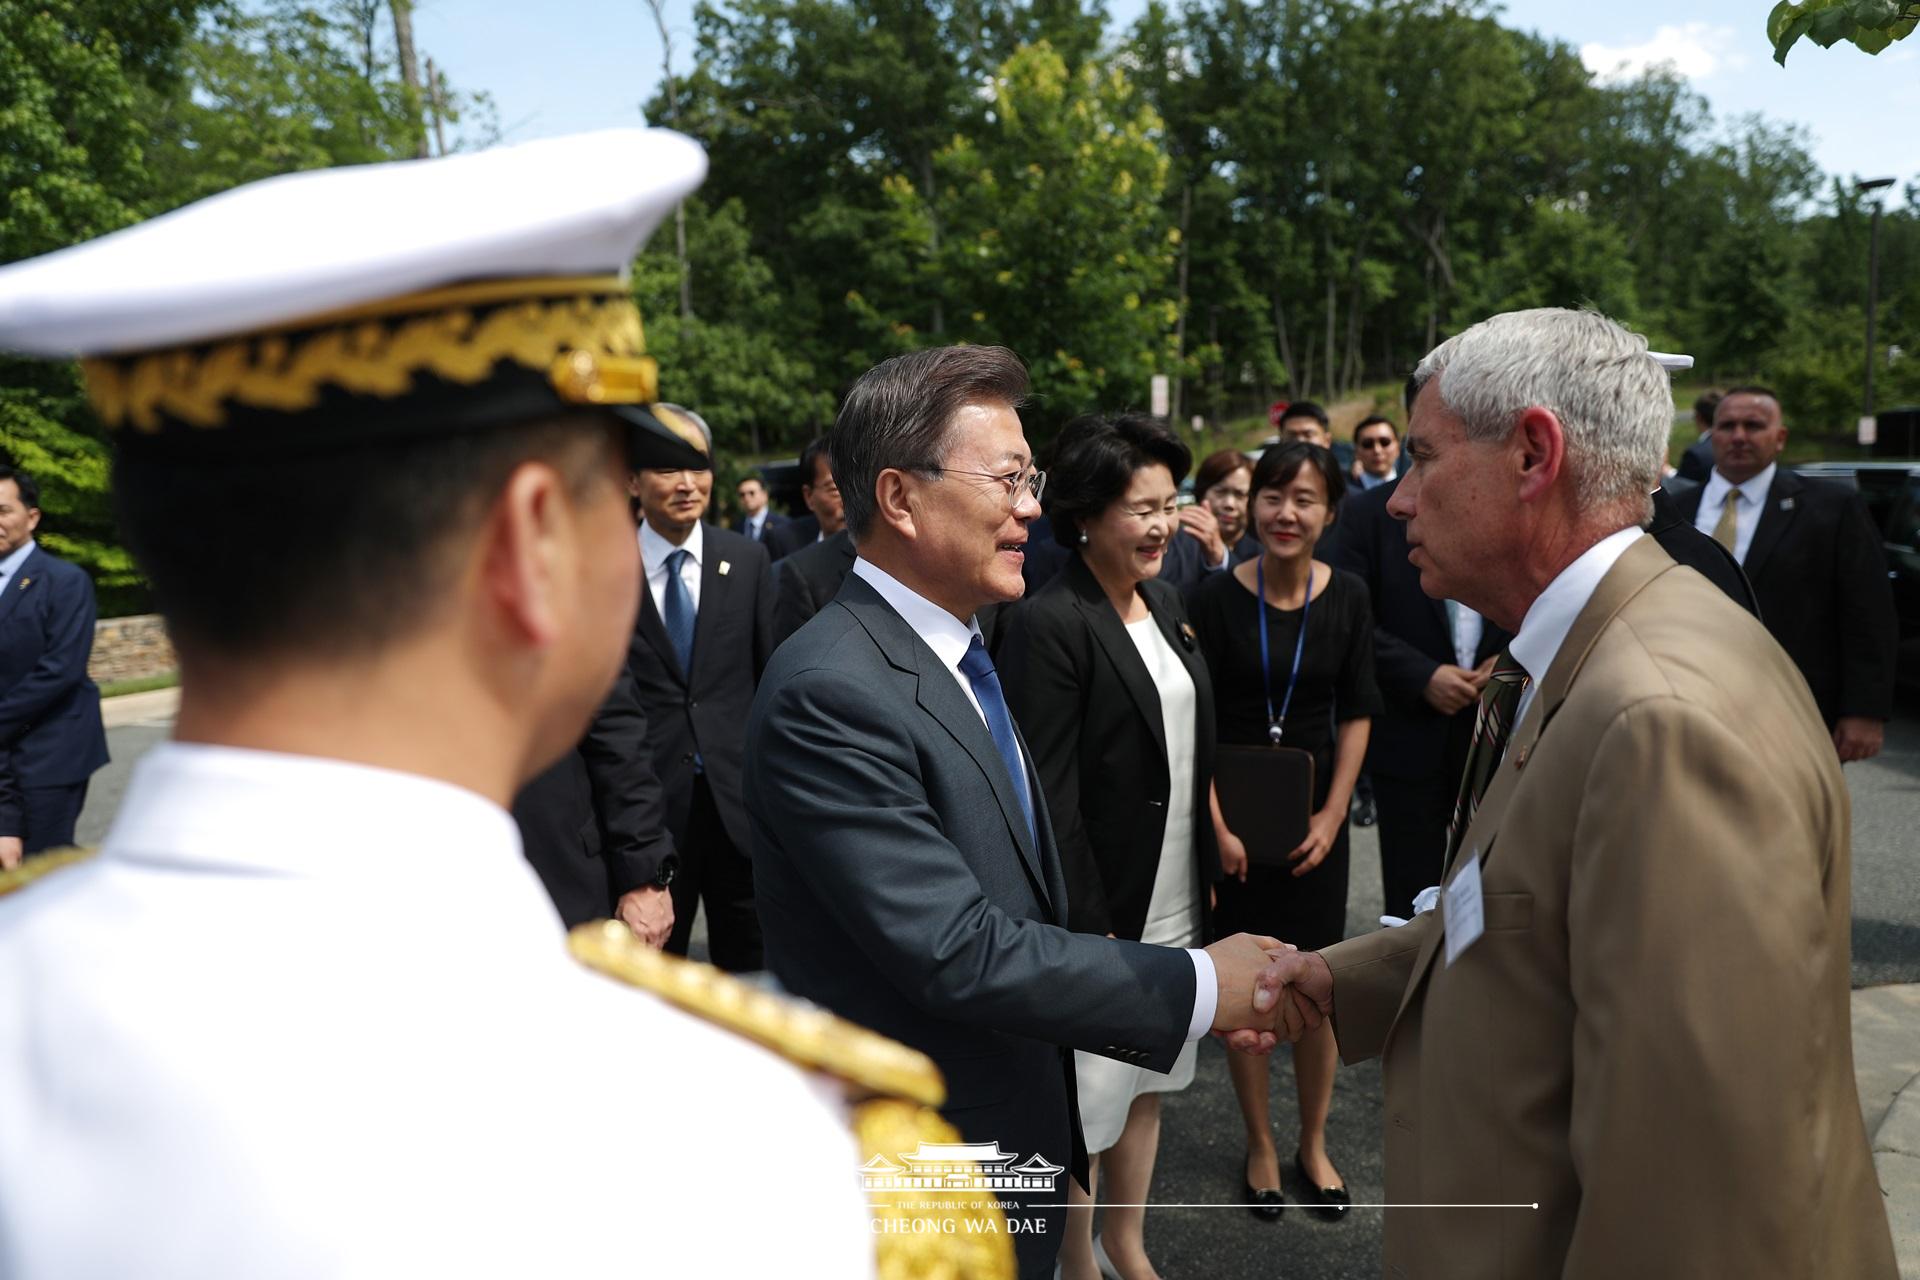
[{"xmin": 1580, "ymin": 22, "xmax": 1744, "ymax": 82}]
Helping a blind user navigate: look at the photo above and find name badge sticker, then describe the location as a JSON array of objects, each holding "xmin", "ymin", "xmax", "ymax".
[{"xmin": 1443, "ymin": 853, "xmax": 1486, "ymax": 967}]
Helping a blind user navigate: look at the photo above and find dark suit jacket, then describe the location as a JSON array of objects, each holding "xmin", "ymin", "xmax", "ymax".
[
  {"xmin": 999, "ymin": 556, "xmax": 1220, "ymax": 940},
  {"xmin": 773, "ymin": 528, "xmax": 857, "ymax": 645},
  {"xmin": 512, "ymin": 668, "xmax": 675, "ymax": 929},
  {"xmin": 625, "ymin": 525, "xmax": 775, "ymax": 854},
  {"xmin": 1320, "ymin": 480, "xmax": 1509, "ymax": 780},
  {"xmin": 763, "ymin": 514, "xmax": 820, "ymax": 561},
  {"xmin": 1647, "ymin": 487, "xmax": 1759, "ymax": 617},
  {"xmin": 0, "ymin": 545, "xmax": 108, "ymax": 791},
  {"xmin": 732, "ymin": 509, "xmax": 791, "ymax": 547},
  {"xmin": 1676, "ymin": 470, "xmax": 1897, "ymax": 723},
  {"xmin": 744, "ymin": 571, "xmax": 1198, "ymax": 1197},
  {"xmin": 1676, "ymin": 435, "xmax": 1716, "ymax": 485}
]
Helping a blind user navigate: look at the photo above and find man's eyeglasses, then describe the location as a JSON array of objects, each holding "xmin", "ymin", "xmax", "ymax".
[
  {"xmin": 1357, "ymin": 438, "xmax": 1397, "ymax": 450},
  {"xmin": 923, "ymin": 465, "xmax": 1047, "ymax": 510}
]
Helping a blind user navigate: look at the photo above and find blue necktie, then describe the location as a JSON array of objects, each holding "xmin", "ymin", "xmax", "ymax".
[
  {"xmin": 663, "ymin": 548, "xmax": 696, "ymax": 676},
  {"xmin": 958, "ymin": 634, "xmax": 1037, "ymax": 844}
]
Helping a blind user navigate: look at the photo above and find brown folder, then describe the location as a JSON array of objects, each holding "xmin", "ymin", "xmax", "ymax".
[{"xmin": 1213, "ymin": 744, "xmax": 1315, "ymax": 867}]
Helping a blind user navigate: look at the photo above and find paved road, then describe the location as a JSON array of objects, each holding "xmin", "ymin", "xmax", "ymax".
[{"xmin": 76, "ymin": 695, "xmax": 1920, "ymax": 1279}]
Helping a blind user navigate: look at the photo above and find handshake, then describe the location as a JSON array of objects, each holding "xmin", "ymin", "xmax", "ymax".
[{"xmin": 1201, "ymin": 934, "xmax": 1334, "ymax": 1055}]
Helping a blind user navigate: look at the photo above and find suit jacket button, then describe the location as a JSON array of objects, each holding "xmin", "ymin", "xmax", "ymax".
[{"xmin": 681, "ymin": 753, "xmax": 694, "ymax": 764}]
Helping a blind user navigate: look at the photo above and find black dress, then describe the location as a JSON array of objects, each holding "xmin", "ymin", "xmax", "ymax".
[{"xmin": 1191, "ymin": 562, "xmax": 1382, "ymax": 951}]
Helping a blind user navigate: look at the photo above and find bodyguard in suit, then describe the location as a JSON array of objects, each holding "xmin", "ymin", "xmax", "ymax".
[
  {"xmin": 1646, "ymin": 483, "xmax": 1758, "ymax": 615},
  {"xmin": 511, "ymin": 667, "xmax": 677, "ymax": 940},
  {"xmin": 1320, "ymin": 476, "xmax": 1510, "ymax": 921},
  {"xmin": 0, "ymin": 467, "xmax": 108, "ymax": 862},
  {"xmin": 627, "ymin": 420, "xmax": 775, "ymax": 971},
  {"xmin": 772, "ymin": 526, "xmax": 855, "ymax": 644},
  {"xmin": 729, "ymin": 474, "xmax": 789, "ymax": 547},
  {"xmin": 763, "ymin": 435, "xmax": 844, "ymax": 560},
  {"xmin": 745, "ymin": 345, "xmax": 1291, "ymax": 1279},
  {"xmin": 1673, "ymin": 389, "xmax": 1722, "ymax": 485},
  {"xmin": 1675, "ymin": 385, "xmax": 1896, "ymax": 761},
  {"xmin": 1269, "ymin": 310, "xmax": 1896, "ymax": 1278}
]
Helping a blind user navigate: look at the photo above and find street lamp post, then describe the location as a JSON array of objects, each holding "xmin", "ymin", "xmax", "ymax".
[{"xmin": 1858, "ymin": 177, "xmax": 1897, "ymax": 436}]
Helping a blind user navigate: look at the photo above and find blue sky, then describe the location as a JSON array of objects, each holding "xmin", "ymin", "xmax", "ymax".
[{"xmin": 412, "ymin": 0, "xmax": 1918, "ymax": 193}]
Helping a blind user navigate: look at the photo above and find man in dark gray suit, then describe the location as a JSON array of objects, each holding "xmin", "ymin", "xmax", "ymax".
[{"xmin": 744, "ymin": 345, "xmax": 1290, "ymax": 1278}]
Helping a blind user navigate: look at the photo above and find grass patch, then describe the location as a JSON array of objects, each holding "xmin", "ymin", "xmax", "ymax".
[{"xmin": 99, "ymin": 672, "xmax": 179, "ymax": 699}]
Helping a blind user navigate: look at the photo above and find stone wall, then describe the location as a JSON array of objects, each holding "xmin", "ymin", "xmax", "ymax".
[{"xmin": 89, "ymin": 614, "xmax": 177, "ymax": 686}]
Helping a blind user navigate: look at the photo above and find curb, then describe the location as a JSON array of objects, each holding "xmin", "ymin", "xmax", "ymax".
[
  {"xmin": 1878, "ymin": 1070, "xmax": 1920, "ymax": 1280},
  {"xmin": 102, "ymin": 686, "xmax": 180, "ymax": 729}
]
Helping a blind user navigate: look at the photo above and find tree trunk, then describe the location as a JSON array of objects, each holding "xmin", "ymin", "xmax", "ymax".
[
  {"xmin": 424, "ymin": 56, "xmax": 448, "ymax": 157},
  {"xmin": 643, "ymin": 0, "xmax": 693, "ymax": 325},
  {"xmin": 1170, "ymin": 181, "xmax": 1192, "ymax": 426},
  {"xmin": 388, "ymin": 0, "xmax": 429, "ymax": 159},
  {"xmin": 1272, "ymin": 289, "xmax": 1296, "ymax": 396}
]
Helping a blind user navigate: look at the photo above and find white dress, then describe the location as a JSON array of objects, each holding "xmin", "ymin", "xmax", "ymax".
[{"xmin": 1073, "ymin": 615, "xmax": 1203, "ymax": 1154}]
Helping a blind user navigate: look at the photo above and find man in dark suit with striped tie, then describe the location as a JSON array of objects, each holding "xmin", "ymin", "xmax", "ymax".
[{"xmin": 625, "ymin": 407, "xmax": 775, "ymax": 970}]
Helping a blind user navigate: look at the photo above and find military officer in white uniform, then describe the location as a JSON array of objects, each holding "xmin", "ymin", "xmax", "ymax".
[{"xmin": 0, "ymin": 132, "xmax": 895, "ymax": 1278}]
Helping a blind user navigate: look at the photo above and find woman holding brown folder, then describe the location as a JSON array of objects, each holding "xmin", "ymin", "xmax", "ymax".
[
  {"xmin": 1190, "ymin": 441, "xmax": 1380, "ymax": 1221},
  {"xmin": 1001, "ymin": 413, "xmax": 1230, "ymax": 1280}
]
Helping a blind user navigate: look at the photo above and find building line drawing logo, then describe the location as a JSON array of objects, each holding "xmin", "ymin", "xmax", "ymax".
[{"xmin": 861, "ymin": 1141, "xmax": 1064, "ymax": 1194}]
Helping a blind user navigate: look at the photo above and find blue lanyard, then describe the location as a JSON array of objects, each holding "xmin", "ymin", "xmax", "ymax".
[{"xmin": 1256, "ymin": 557, "xmax": 1312, "ymax": 744}]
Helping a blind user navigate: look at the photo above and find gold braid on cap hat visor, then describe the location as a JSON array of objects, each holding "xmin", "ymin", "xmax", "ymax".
[{"xmin": 80, "ymin": 276, "xmax": 674, "ymax": 437}]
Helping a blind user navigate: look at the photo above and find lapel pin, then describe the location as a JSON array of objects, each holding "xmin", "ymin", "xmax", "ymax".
[
  {"xmin": 17, "ymin": 577, "xmax": 30, "ymax": 590},
  {"xmin": 1177, "ymin": 621, "xmax": 1197, "ymax": 652},
  {"xmin": 1780, "ymin": 497, "xmax": 1795, "ymax": 511},
  {"xmin": 718, "ymin": 560, "xmax": 732, "ymax": 577}
]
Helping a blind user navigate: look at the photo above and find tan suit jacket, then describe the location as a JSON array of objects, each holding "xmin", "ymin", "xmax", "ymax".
[{"xmin": 1323, "ymin": 536, "xmax": 1896, "ymax": 1279}]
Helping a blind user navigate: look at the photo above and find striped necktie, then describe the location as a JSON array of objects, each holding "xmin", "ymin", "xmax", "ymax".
[{"xmin": 1443, "ymin": 650, "xmax": 1530, "ymax": 867}]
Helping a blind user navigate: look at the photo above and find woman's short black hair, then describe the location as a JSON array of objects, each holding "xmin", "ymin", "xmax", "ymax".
[
  {"xmin": 1044, "ymin": 413, "xmax": 1192, "ymax": 549},
  {"xmin": 1249, "ymin": 441, "xmax": 1345, "ymax": 511}
]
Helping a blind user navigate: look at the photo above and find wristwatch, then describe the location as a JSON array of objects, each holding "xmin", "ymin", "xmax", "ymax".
[{"xmin": 650, "ymin": 855, "xmax": 679, "ymax": 889}]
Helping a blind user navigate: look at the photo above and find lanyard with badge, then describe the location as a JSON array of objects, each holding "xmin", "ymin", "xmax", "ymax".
[{"xmin": 1211, "ymin": 558, "xmax": 1318, "ymax": 867}]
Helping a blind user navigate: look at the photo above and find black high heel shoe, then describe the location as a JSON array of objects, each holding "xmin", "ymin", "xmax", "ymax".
[
  {"xmin": 1293, "ymin": 1150, "xmax": 1351, "ymax": 1221},
  {"xmin": 1242, "ymin": 1153, "xmax": 1285, "ymax": 1220}
]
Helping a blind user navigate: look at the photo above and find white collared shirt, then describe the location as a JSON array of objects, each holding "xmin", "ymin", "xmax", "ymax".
[
  {"xmin": 0, "ymin": 742, "xmax": 873, "ymax": 1278},
  {"xmin": 745, "ymin": 509, "xmax": 766, "ymax": 541},
  {"xmin": 640, "ymin": 518, "xmax": 703, "ymax": 616},
  {"xmin": 850, "ymin": 557, "xmax": 1219, "ymax": 1042},
  {"xmin": 1357, "ymin": 469, "xmax": 1394, "ymax": 491},
  {"xmin": 0, "ymin": 537, "xmax": 33, "ymax": 591},
  {"xmin": 1508, "ymin": 526, "xmax": 1645, "ymax": 727},
  {"xmin": 1693, "ymin": 462, "xmax": 1775, "ymax": 565},
  {"xmin": 1448, "ymin": 601, "xmax": 1484, "ymax": 670}
]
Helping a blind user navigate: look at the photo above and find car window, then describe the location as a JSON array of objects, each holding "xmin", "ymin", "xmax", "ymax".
[{"xmin": 1887, "ymin": 477, "xmax": 1920, "ymax": 551}]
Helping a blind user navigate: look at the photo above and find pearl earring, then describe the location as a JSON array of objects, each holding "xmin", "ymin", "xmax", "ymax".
[{"xmin": 1078, "ymin": 531, "xmax": 1089, "ymax": 545}]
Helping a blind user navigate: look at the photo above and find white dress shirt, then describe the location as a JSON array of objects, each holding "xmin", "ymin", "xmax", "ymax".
[
  {"xmin": 850, "ymin": 558, "xmax": 1220, "ymax": 1041},
  {"xmin": 745, "ymin": 509, "xmax": 767, "ymax": 541},
  {"xmin": 1692, "ymin": 462, "xmax": 1775, "ymax": 566},
  {"xmin": 1356, "ymin": 469, "xmax": 1394, "ymax": 491},
  {"xmin": 1508, "ymin": 527, "xmax": 1645, "ymax": 727},
  {"xmin": 0, "ymin": 743, "xmax": 873, "ymax": 1278},
  {"xmin": 1447, "ymin": 600, "xmax": 1484, "ymax": 670},
  {"xmin": 640, "ymin": 518, "xmax": 703, "ymax": 616}
]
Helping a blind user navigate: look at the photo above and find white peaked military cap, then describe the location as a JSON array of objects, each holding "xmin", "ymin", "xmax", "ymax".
[
  {"xmin": 0, "ymin": 128, "xmax": 713, "ymax": 468},
  {"xmin": 1647, "ymin": 351, "xmax": 1694, "ymax": 372}
]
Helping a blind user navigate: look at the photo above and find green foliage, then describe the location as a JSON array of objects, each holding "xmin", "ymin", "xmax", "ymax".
[
  {"xmin": 882, "ymin": 43, "xmax": 1182, "ymax": 428},
  {"xmin": 0, "ymin": 1, "xmax": 490, "ymax": 613},
  {"xmin": 1768, "ymin": 0, "xmax": 1918, "ymax": 62}
]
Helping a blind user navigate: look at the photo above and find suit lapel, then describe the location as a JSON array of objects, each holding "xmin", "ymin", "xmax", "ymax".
[
  {"xmin": 689, "ymin": 526, "xmax": 728, "ymax": 682},
  {"xmin": 1069, "ymin": 559, "xmax": 1168, "ymax": 767},
  {"xmin": 1383, "ymin": 536, "xmax": 1680, "ymax": 1040},
  {"xmin": 633, "ymin": 582, "xmax": 685, "ymax": 685},
  {"xmin": 1742, "ymin": 470, "xmax": 1801, "ymax": 579},
  {"xmin": 0, "ymin": 547, "xmax": 46, "ymax": 627},
  {"xmin": 838, "ymin": 575, "xmax": 1055, "ymax": 915}
]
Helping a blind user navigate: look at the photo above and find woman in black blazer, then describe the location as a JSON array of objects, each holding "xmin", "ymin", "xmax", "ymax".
[{"xmin": 1002, "ymin": 413, "xmax": 1236, "ymax": 1280}]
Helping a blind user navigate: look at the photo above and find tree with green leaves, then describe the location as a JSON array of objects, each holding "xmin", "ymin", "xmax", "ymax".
[{"xmin": 1769, "ymin": 0, "xmax": 1917, "ymax": 62}]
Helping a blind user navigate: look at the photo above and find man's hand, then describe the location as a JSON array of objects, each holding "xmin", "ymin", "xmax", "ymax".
[
  {"xmin": 1423, "ymin": 663, "xmax": 1486, "ymax": 715},
  {"xmin": 1176, "ymin": 503, "xmax": 1227, "ymax": 567},
  {"xmin": 1240, "ymin": 948, "xmax": 1333, "ymax": 1047},
  {"xmin": 1204, "ymin": 932, "xmax": 1287, "ymax": 1052},
  {"xmin": 1833, "ymin": 716, "xmax": 1885, "ymax": 764},
  {"xmin": 615, "ymin": 885, "xmax": 674, "ymax": 949},
  {"xmin": 0, "ymin": 836, "xmax": 21, "ymax": 871}
]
